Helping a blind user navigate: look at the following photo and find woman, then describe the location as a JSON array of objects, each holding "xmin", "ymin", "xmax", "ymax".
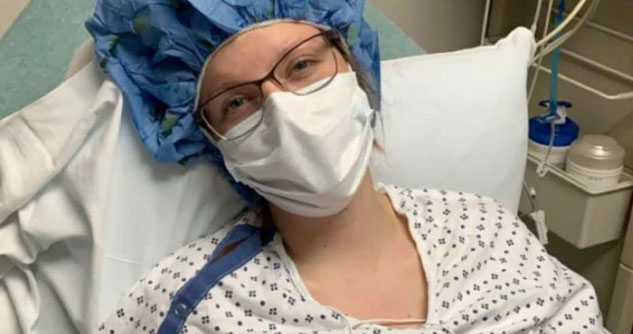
[{"xmin": 88, "ymin": 1, "xmax": 607, "ymax": 333}]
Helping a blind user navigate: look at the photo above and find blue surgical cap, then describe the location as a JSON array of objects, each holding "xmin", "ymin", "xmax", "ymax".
[{"xmin": 85, "ymin": 0, "xmax": 381, "ymax": 203}]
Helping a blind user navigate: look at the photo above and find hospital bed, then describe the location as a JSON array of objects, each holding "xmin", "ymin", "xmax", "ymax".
[{"xmin": 0, "ymin": 3, "xmax": 534, "ymax": 333}]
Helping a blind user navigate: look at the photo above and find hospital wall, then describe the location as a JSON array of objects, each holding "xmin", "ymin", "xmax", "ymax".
[{"xmin": 370, "ymin": 0, "xmax": 488, "ymax": 53}]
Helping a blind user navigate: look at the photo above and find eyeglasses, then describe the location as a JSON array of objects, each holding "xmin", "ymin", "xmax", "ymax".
[{"xmin": 195, "ymin": 29, "xmax": 343, "ymax": 141}]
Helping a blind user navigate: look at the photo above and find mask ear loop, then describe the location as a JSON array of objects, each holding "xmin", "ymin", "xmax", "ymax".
[{"xmin": 345, "ymin": 63, "xmax": 377, "ymax": 129}]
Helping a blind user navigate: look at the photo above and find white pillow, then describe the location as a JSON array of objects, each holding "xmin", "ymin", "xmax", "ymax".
[{"xmin": 372, "ymin": 27, "xmax": 535, "ymax": 212}]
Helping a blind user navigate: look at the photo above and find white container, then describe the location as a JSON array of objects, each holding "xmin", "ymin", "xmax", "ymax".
[
  {"xmin": 565, "ymin": 135, "xmax": 625, "ymax": 189},
  {"xmin": 528, "ymin": 140, "xmax": 570, "ymax": 168},
  {"xmin": 566, "ymin": 160, "xmax": 623, "ymax": 189},
  {"xmin": 520, "ymin": 154, "xmax": 633, "ymax": 249}
]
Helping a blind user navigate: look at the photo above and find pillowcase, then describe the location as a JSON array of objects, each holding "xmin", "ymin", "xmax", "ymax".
[{"xmin": 372, "ymin": 27, "xmax": 535, "ymax": 212}]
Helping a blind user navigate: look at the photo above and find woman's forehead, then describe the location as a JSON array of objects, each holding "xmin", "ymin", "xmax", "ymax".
[{"xmin": 201, "ymin": 23, "xmax": 323, "ymax": 94}]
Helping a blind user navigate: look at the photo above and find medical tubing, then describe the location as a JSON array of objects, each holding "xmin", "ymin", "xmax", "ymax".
[
  {"xmin": 548, "ymin": 0, "xmax": 566, "ymax": 114},
  {"xmin": 535, "ymin": 0, "xmax": 588, "ymax": 49},
  {"xmin": 533, "ymin": 0, "xmax": 600, "ymax": 60},
  {"xmin": 522, "ymin": 181, "xmax": 537, "ymax": 214},
  {"xmin": 532, "ymin": 0, "xmax": 599, "ymax": 97},
  {"xmin": 528, "ymin": 0, "xmax": 556, "ymax": 101},
  {"xmin": 540, "ymin": 119, "xmax": 557, "ymax": 177},
  {"xmin": 540, "ymin": 0, "xmax": 601, "ymax": 57},
  {"xmin": 531, "ymin": 0, "xmax": 545, "ymax": 33}
]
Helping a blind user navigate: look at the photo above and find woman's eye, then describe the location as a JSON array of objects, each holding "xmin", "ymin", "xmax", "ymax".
[
  {"xmin": 226, "ymin": 97, "xmax": 246, "ymax": 112},
  {"xmin": 292, "ymin": 60, "xmax": 311, "ymax": 72}
]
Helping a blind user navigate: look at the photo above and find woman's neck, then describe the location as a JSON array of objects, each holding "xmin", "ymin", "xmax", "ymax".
[{"xmin": 269, "ymin": 172, "xmax": 404, "ymax": 268}]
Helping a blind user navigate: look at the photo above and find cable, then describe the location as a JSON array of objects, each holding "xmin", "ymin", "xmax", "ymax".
[
  {"xmin": 533, "ymin": 0, "xmax": 600, "ymax": 60},
  {"xmin": 522, "ymin": 181, "xmax": 537, "ymax": 214},
  {"xmin": 535, "ymin": 0, "xmax": 588, "ymax": 49},
  {"xmin": 530, "ymin": 0, "xmax": 546, "ymax": 34},
  {"xmin": 529, "ymin": 0, "xmax": 601, "ymax": 100},
  {"xmin": 528, "ymin": 0, "xmax": 556, "ymax": 102},
  {"xmin": 536, "ymin": 119, "xmax": 557, "ymax": 177},
  {"xmin": 481, "ymin": 0, "xmax": 492, "ymax": 45}
]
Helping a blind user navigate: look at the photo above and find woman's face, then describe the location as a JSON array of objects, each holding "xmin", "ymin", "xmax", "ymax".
[{"xmin": 198, "ymin": 22, "xmax": 350, "ymax": 138}]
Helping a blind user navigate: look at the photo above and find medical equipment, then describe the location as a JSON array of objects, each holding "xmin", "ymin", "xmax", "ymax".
[
  {"xmin": 545, "ymin": 0, "xmax": 565, "ymax": 113},
  {"xmin": 530, "ymin": 0, "xmax": 575, "ymax": 178},
  {"xmin": 565, "ymin": 135, "xmax": 626, "ymax": 189},
  {"xmin": 533, "ymin": 1, "xmax": 633, "ymax": 101},
  {"xmin": 519, "ymin": 0, "xmax": 629, "ymax": 247},
  {"xmin": 519, "ymin": 155, "xmax": 633, "ymax": 249},
  {"xmin": 525, "ymin": 0, "xmax": 600, "ymax": 99},
  {"xmin": 528, "ymin": 100, "xmax": 579, "ymax": 169},
  {"xmin": 485, "ymin": 0, "xmax": 633, "ymax": 102},
  {"xmin": 524, "ymin": 0, "xmax": 573, "ymax": 245},
  {"xmin": 482, "ymin": 0, "xmax": 595, "ymax": 56}
]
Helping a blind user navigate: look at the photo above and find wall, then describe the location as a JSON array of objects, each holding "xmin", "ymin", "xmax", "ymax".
[{"xmin": 370, "ymin": 0, "xmax": 487, "ymax": 53}]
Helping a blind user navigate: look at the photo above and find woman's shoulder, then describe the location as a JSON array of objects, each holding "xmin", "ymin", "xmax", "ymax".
[
  {"xmin": 380, "ymin": 183, "xmax": 512, "ymax": 220},
  {"xmin": 381, "ymin": 183, "xmax": 501, "ymax": 207},
  {"xmin": 384, "ymin": 184, "xmax": 605, "ymax": 332},
  {"xmin": 97, "ymin": 207, "xmax": 261, "ymax": 333},
  {"xmin": 381, "ymin": 183, "xmax": 525, "ymax": 242}
]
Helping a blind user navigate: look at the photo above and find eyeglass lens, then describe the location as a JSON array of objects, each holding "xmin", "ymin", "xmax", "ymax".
[{"xmin": 202, "ymin": 33, "xmax": 338, "ymax": 139}]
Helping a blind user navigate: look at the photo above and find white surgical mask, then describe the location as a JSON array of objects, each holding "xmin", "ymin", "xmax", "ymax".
[{"xmin": 216, "ymin": 72, "xmax": 375, "ymax": 217}]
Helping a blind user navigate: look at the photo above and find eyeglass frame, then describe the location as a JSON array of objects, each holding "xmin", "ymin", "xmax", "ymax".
[{"xmin": 194, "ymin": 29, "xmax": 347, "ymax": 141}]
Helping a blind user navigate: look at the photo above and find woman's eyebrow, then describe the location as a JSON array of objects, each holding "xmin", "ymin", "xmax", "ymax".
[
  {"xmin": 205, "ymin": 72, "xmax": 254, "ymax": 100},
  {"xmin": 212, "ymin": 79, "xmax": 248, "ymax": 95},
  {"xmin": 206, "ymin": 32, "xmax": 319, "ymax": 96}
]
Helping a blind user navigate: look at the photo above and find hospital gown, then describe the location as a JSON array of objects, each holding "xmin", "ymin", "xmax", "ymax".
[{"xmin": 98, "ymin": 185, "xmax": 608, "ymax": 333}]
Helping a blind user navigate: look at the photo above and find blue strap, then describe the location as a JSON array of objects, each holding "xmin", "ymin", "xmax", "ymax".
[
  {"xmin": 210, "ymin": 223, "xmax": 260, "ymax": 260},
  {"xmin": 158, "ymin": 224, "xmax": 275, "ymax": 334}
]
